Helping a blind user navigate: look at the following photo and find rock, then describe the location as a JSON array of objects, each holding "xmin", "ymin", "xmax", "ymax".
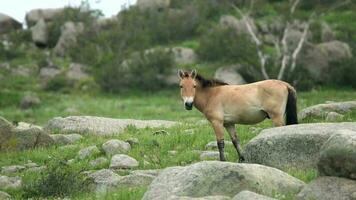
[
  {"xmin": 168, "ymin": 196, "xmax": 230, "ymax": 200},
  {"xmin": 295, "ymin": 177, "xmax": 356, "ymax": 200},
  {"xmin": 20, "ymin": 92, "xmax": 41, "ymax": 109},
  {"xmin": 0, "ymin": 13, "xmax": 22, "ymax": 34},
  {"xmin": 214, "ymin": 67, "xmax": 246, "ymax": 85},
  {"xmin": 299, "ymin": 101, "xmax": 356, "ymax": 121},
  {"xmin": 0, "ymin": 119, "xmax": 54, "ymax": 150},
  {"xmin": 125, "ymin": 138, "xmax": 139, "ymax": 146},
  {"xmin": 219, "ymin": 15, "xmax": 257, "ymax": 36},
  {"xmin": 25, "ymin": 8, "xmax": 64, "ymax": 26},
  {"xmin": 45, "ymin": 116, "xmax": 177, "ymax": 136},
  {"xmin": 137, "ymin": 0, "xmax": 170, "ymax": 10},
  {"xmin": 89, "ymin": 157, "xmax": 108, "ymax": 168},
  {"xmin": 88, "ymin": 169, "xmax": 121, "ymax": 188},
  {"xmin": 50, "ymin": 133, "xmax": 82, "ymax": 145},
  {"xmin": 109, "ymin": 154, "xmax": 139, "ymax": 169},
  {"xmin": 0, "ymin": 175, "xmax": 21, "ymax": 189},
  {"xmin": 1, "ymin": 165, "xmax": 26, "ymax": 174},
  {"xmin": 119, "ymin": 171, "xmax": 156, "ymax": 187},
  {"xmin": 199, "ymin": 151, "xmax": 228, "ymax": 161},
  {"xmin": 318, "ymin": 129, "xmax": 356, "ymax": 180},
  {"xmin": 142, "ymin": 161, "xmax": 304, "ymax": 200},
  {"xmin": 31, "ymin": 18, "xmax": 48, "ymax": 47},
  {"xmin": 54, "ymin": 21, "xmax": 84, "ymax": 57},
  {"xmin": 171, "ymin": 47, "xmax": 197, "ymax": 65},
  {"xmin": 11, "ymin": 65, "xmax": 32, "ymax": 77},
  {"xmin": 321, "ymin": 22, "xmax": 335, "ymax": 42},
  {"xmin": 205, "ymin": 141, "xmax": 233, "ymax": 150},
  {"xmin": 65, "ymin": 133, "xmax": 83, "ymax": 142},
  {"xmin": 65, "ymin": 63, "xmax": 89, "ymax": 84},
  {"xmin": 15, "ymin": 122, "xmax": 42, "ymax": 131},
  {"xmin": 0, "ymin": 191, "xmax": 11, "ymax": 199},
  {"xmin": 244, "ymin": 123, "xmax": 356, "ymax": 170},
  {"xmin": 39, "ymin": 66, "xmax": 61, "ymax": 80},
  {"xmin": 77, "ymin": 146, "xmax": 100, "ymax": 160},
  {"xmin": 102, "ymin": 139, "xmax": 131, "ymax": 156},
  {"xmin": 300, "ymin": 41, "xmax": 352, "ymax": 81},
  {"xmin": 325, "ymin": 112, "xmax": 344, "ymax": 122},
  {"xmin": 232, "ymin": 190, "xmax": 277, "ymax": 200}
]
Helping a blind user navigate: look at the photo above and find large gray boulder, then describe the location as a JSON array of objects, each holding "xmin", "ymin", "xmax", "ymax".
[
  {"xmin": 219, "ymin": 15, "xmax": 257, "ymax": 36},
  {"xmin": 318, "ymin": 129, "xmax": 356, "ymax": 180},
  {"xmin": 295, "ymin": 176, "xmax": 356, "ymax": 200},
  {"xmin": 0, "ymin": 117, "xmax": 54, "ymax": 151},
  {"xmin": 0, "ymin": 175, "xmax": 21, "ymax": 189},
  {"xmin": 25, "ymin": 8, "xmax": 64, "ymax": 27},
  {"xmin": 50, "ymin": 133, "xmax": 82, "ymax": 145},
  {"xmin": 102, "ymin": 139, "xmax": 131, "ymax": 156},
  {"xmin": 31, "ymin": 18, "xmax": 48, "ymax": 47},
  {"xmin": 299, "ymin": 101, "xmax": 356, "ymax": 121},
  {"xmin": 0, "ymin": 13, "xmax": 22, "ymax": 34},
  {"xmin": 142, "ymin": 161, "xmax": 305, "ymax": 200},
  {"xmin": 232, "ymin": 191, "xmax": 277, "ymax": 200},
  {"xmin": 214, "ymin": 67, "xmax": 246, "ymax": 85},
  {"xmin": 45, "ymin": 116, "xmax": 177, "ymax": 136},
  {"xmin": 54, "ymin": 21, "xmax": 84, "ymax": 57},
  {"xmin": 137, "ymin": 0, "xmax": 170, "ymax": 10},
  {"xmin": 88, "ymin": 169, "xmax": 121, "ymax": 189},
  {"xmin": 109, "ymin": 154, "xmax": 139, "ymax": 169},
  {"xmin": 244, "ymin": 123, "xmax": 356, "ymax": 170}
]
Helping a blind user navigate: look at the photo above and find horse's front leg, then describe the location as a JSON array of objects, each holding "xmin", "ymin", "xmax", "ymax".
[
  {"xmin": 210, "ymin": 120, "xmax": 226, "ymax": 161},
  {"xmin": 224, "ymin": 124, "xmax": 245, "ymax": 162}
]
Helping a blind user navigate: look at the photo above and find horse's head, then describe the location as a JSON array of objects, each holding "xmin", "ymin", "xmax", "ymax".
[{"xmin": 178, "ymin": 69, "xmax": 197, "ymax": 110}]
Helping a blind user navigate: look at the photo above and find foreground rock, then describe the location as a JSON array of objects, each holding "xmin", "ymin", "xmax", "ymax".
[
  {"xmin": 45, "ymin": 116, "xmax": 177, "ymax": 135},
  {"xmin": 244, "ymin": 123, "xmax": 356, "ymax": 170},
  {"xmin": 299, "ymin": 101, "xmax": 356, "ymax": 121},
  {"xmin": 318, "ymin": 129, "xmax": 356, "ymax": 180},
  {"xmin": 0, "ymin": 191, "xmax": 11, "ymax": 199},
  {"xmin": 109, "ymin": 154, "xmax": 139, "ymax": 169},
  {"xmin": 295, "ymin": 177, "xmax": 356, "ymax": 200},
  {"xmin": 232, "ymin": 191, "xmax": 277, "ymax": 200},
  {"xmin": 0, "ymin": 117, "xmax": 54, "ymax": 150},
  {"xmin": 102, "ymin": 139, "xmax": 131, "ymax": 156},
  {"xmin": 0, "ymin": 13, "xmax": 22, "ymax": 34},
  {"xmin": 142, "ymin": 161, "xmax": 304, "ymax": 200},
  {"xmin": 0, "ymin": 175, "xmax": 21, "ymax": 189}
]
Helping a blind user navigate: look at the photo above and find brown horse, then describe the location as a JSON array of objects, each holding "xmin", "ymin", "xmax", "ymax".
[{"xmin": 178, "ymin": 70, "xmax": 298, "ymax": 162}]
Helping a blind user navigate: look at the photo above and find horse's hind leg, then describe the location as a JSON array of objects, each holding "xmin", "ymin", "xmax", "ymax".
[
  {"xmin": 224, "ymin": 124, "xmax": 245, "ymax": 162},
  {"xmin": 269, "ymin": 113, "xmax": 285, "ymax": 127},
  {"xmin": 210, "ymin": 120, "xmax": 226, "ymax": 161}
]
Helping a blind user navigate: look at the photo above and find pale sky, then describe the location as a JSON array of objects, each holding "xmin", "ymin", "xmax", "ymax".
[{"xmin": 0, "ymin": 0, "xmax": 137, "ymax": 24}]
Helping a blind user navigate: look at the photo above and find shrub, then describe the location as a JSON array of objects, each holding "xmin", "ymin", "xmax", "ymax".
[
  {"xmin": 22, "ymin": 160, "xmax": 90, "ymax": 198},
  {"xmin": 326, "ymin": 58, "xmax": 356, "ymax": 89},
  {"xmin": 97, "ymin": 48, "xmax": 175, "ymax": 92}
]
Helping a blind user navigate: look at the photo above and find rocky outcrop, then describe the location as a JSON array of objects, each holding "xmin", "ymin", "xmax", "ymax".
[
  {"xmin": 142, "ymin": 161, "xmax": 304, "ymax": 200},
  {"xmin": 25, "ymin": 8, "xmax": 64, "ymax": 27},
  {"xmin": 299, "ymin": 101, "xmax": 356, "ymax": 121},
  {"xmin": 54, "ymin": 21, "xmax": 84, "ymax": 57},
  {"xmin": 45, "ymin": 116, "xmax": 177, "ymax": 135},
  {"xmin": 0, "ymin": 175, "xmax": 21, "ymax": 189},
  {"xmin": 137, "ymin": 0, "xmax": 170, "ymax": 10},
  {"xmin": 0, "ymin": 13, "xmax": 22, "ymax": 34},
  {"xmin": 244, "ymin": 123, "xmax": 356, "ymax": 170},
  {"xmin": 31, "ymin": 18, "xmax": 48, "ymax": 47}
]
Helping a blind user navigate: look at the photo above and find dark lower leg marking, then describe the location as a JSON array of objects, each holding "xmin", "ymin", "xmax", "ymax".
[
  {"xmin": 232, "ymin": 139, "xmax": 245, "ymax": 162},
  {"xmin": 217, "ymin": 139, "xmax": 226, "ymax": 161}
]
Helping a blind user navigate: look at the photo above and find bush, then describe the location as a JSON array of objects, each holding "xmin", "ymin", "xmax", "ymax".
[
  {"xmin": 22, "ymin": 160, "xmax": 90, "ymax": 198},
  {"xmin": 197, "ymin": 25, "xmax": 258, "ymax": 65},
  {"xmin": 326, "ymin": 58, "xmax": 356, "ymax": 89},
  {"xmin": 97, "ymin": 48, "xmax": 175, "ymax": 92}
]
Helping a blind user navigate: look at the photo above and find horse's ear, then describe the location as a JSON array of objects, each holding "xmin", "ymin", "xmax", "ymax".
[
  {"xmin": 190, "ymin": 69, "xmax": 197, "ymax": 79},
  {"xmin": 178, "ymin": 69, "xmax": 184, "ymax": 79}
]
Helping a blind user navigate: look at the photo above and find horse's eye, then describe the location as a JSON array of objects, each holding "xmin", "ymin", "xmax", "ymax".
[
  {"xmin": 193, "ymin": 85, "xmax": 196, "ymax": 88},
  {"xmin": 180, "ymin": 85, "xmax": 183, "ymax": 88}
]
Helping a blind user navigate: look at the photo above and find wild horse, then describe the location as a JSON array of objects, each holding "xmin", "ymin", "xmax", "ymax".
[{"xmin": 178, "ymin": 70, "xmax": 298, "ymax": 162}]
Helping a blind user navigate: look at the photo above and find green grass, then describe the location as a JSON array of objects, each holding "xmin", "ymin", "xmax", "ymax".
[{"xmin": 0, "ymin": 88, "xmax": 356, "ymax": 199}]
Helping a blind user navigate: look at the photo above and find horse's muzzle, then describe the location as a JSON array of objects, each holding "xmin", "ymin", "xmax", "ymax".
[{"xmin": 185, "ymin": 102, "xmax": 193, "ymax": 110}]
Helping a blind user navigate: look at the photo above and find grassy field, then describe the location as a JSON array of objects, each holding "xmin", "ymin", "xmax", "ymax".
[{"xmin": 0, "ymin": 88, "xmax": 356, "ymax": 199}]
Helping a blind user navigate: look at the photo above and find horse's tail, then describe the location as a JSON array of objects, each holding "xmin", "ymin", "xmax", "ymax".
[{"xmin": 285, "ymin": 84, "xmax": 298, "ymax": 125}]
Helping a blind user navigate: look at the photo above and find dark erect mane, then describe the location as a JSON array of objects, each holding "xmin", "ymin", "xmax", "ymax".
[{"xmin": 195, "ymin": 74, "xmax": 228, "ymax": 88}]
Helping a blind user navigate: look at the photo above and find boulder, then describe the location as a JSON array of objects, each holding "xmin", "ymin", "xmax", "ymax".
[
  {"xmin": 50, "ymin": 133, "xmax": 82, "ymax": 145},
  {"xmin": 65, "ymin": 63, "xmax": 89, "ymax": 85},
  {"xmin": 0, "ymin": 13, "xmax": 22, "ymax": 34},
  {"xmin": 232, "ymin": 190, "xmax": 277, "ymax": 200},
  {"xmin": 1, "ymin": 165, "xmax": 26, "ymax": 174},
  {"xmin": 25, "ymin": 8, "xmax": 64, "ymax": 26},
  {"xmin": 244, "ymin": 123, "xmax": 356, "ymax": 170},
  {"xmin": 88, "ymin": 169, "xmax": 121, "ymax": 189},
  {"xmin": 299, "ymin": 101, "xmax": 356, "ymax": 121},
  {"xmin": 295, "ymin": 177, "xmax": 356, "ymax": 200},
  {"xmin": 20, "ymin": 93, "xmax": 41, "ymax": 109},
  {"xmin": 54, "ymin": 21, "xmax": 84, "ymax": 57},
  {"xmin": 11, "ymin": 65, "xmax": 32, "ymax": 77},
  {"xmin": 45, "ymin": 116, "xmax": 177, "ymax": 136},
  {"xmin": 318, "ymin": 129, "xmax": 356, "ymax": 180},
  {"xmin": 321, "ymin": 22, "xmax": 335, "ymax": 42},
  {"xmin": 89, "ymin": 157, "xmax": 108, "ymax": 168},
  {"xmin": 214, "ymin": 67, "xmax": 246, "ymax": 85},
  {"xmin": 171, "ymin": 47, "xmax": 197, "ymax": 65},
  {"xmin": 102, "ymin": 139, "xmax": 131, "ymax": 156},
  {"xmin": 0, "ymin": 191, "xmax": 11, "ymax": 199},
  {"xmin": 142, "ymin": 161, "xmax": 305, "ymax": 200},
  {"xmin": 325, "ymin": 112, "xmax": 344, "ymax": 122},
  {"xmin": 119, "ymin": 171, "xmax": 156, "ymax": 187},
  {"xmin": 219, "ymin": 15, "xmax": 257, "ymax": 36},
  {"xmin": 77, "ymin": 146, "xmax": 100, "ymax": 160},
  {"xmin": 125, "ymin": 138, "xmax": 139, "ymax": 146},
  {"xmin": 31, "ymin": 18, "xmax": 48, "ymax": 47},
  {"xmin": 109, "ymin": 154, "xmax": 139, "ymax": 169},
  {"xmin": 137, "ymin": 0, "xmax": 170, "ymax": 10},
  {"xmin": 15, "ymin": 122, "xmax": 42, "ymax": 131},
  {"xmin": 0, "ymin": 175, "xmax": 21, "ymax": 189}
]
